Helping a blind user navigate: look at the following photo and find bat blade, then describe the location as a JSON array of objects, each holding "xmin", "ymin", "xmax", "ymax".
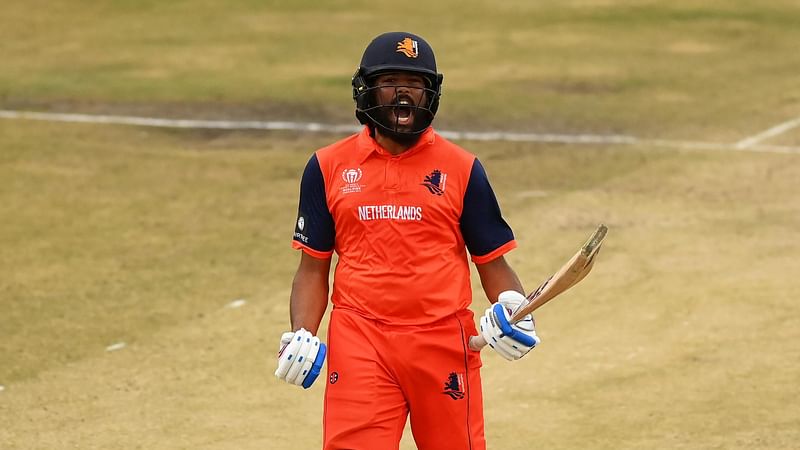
[
  {"xmin": 509, "ymin": 224, "xmax": 607, "ymax": 322},
  {"xmin": 469, "ymin": 224, "xmax": 608, "ymax": 351}
]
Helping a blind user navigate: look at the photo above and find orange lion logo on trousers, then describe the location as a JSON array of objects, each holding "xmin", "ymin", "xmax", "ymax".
[{"xmin": 396, "ymin": 37, "xmax": 419, "ymax": 58}]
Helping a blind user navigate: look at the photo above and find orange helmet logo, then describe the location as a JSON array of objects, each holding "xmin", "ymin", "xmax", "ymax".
[{"xmin": 396, "ymin": 37, "xmax": 419, "ymax": 58}]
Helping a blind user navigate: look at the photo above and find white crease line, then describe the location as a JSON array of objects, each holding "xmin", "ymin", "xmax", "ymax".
[
  {"xmin": 735, "ymin": 116, "xmax": 800, "ymax": 149},
  {"xmin": 1, "ymin": 109, "xmax": 799, "ymax": 154},
  {"xmin": 645, "ymin": 139, "xmax": 800, "ymax": 155},
  {"xmin": 0, "ymin": 110, "xmax": 362, "ymax": 134},
  {"xmin": 438, "ymin": 130, "xmax": 638, "ymax": 145}
]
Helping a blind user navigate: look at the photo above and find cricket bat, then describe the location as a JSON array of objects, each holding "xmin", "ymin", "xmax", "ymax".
[{"xmin": 468, "ymin": 224, "xmax": 608, "ymax": 351}]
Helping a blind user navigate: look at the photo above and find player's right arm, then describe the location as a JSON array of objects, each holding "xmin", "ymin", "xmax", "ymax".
[
  {"xmin": 289, "ymin": 252, "xmax": 331, "ymax": 335},
  {"xmin": 275, "ymin": 253, "xmax": 331, "ymax": 389},
  {"xmin": 276, "ymin": 154, "xmax": 335, "ymax": 388}
]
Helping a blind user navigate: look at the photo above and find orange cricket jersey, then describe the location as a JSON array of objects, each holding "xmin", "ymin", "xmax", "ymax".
[{"xmin": 292, "ymin": 126, "xmax": 516, "ymax": 325}]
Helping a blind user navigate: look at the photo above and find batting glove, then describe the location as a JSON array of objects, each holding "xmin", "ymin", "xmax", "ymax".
[
  {"xmin": 479, "ymin": 290, "xmax": 540, "ymax": 361},
  {"xmin": 275, "ymin": 328, "xmax": 327, "ymax": 389}
]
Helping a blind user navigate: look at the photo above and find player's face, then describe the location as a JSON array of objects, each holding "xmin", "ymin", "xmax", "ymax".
[{"xmin": 372, "ymin": 72, "xmax": 429, "ymax": 132}]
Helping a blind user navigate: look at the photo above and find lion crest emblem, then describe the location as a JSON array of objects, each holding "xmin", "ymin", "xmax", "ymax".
[{"xmin": 396, "ymin": 37, "xmax": 419, "ymax": 58}]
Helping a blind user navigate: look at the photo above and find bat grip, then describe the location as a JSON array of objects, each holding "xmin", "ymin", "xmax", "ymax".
[{"xmin": 468, "ymin": 335, "xmax": 488, "ymax": 351}]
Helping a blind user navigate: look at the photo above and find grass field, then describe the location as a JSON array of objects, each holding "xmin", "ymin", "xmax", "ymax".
[{"xmin": 2, "ymin": 1, "xmax": 799, "ymax": 449}]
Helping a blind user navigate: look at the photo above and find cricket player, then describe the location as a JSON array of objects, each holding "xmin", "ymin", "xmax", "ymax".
[{"xmin": 275, "ymin": 31, "xmax": 539, "ymax": 450}]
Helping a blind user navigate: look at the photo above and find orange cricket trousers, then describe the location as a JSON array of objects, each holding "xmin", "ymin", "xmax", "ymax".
[{"xmin": 323, "ymin": 307, "xmax": 486, "ymax": 450}]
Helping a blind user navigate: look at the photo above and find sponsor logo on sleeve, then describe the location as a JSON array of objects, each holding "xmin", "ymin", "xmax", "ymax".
[{"xmin": 294, "ymin": 215, "xmax": 309, "ymax": 243}]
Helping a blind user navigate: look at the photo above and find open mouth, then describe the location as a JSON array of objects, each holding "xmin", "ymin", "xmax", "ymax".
[{"xmin": 392, "ymin": 98, "xmax": 414, "ymax": 126}]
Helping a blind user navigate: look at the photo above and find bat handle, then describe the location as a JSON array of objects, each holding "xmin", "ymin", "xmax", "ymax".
[{"xmin": 468, "ymin": 335, "xmax": 488, "ymax": 351}]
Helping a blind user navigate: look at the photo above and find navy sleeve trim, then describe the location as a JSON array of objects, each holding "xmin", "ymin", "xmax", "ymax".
[
  {"xmin": 460, "ymin": 159, "xmax": 515, "ymax": 257},
  {"xmin": 293, "ymin": 154, "xmax": 335, "ymax": 252}
]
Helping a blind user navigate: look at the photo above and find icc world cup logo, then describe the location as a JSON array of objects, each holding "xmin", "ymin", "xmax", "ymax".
[
  {"xmin": 340, "ymin": 168, "xmax": 364, "ymax": 194},
  {"xmin": 342, "ymin": 168, "xmax": 362, "ymax": 184}
]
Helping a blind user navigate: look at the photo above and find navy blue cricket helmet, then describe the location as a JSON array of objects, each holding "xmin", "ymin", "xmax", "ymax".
[{"xmin": 352, "ymin": 32, "xmax": 444, "ymax": 138}]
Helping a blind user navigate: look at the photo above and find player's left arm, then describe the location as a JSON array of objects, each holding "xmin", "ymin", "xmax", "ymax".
[
  {"xmin": 475, "ymin": 258, "xmax": 540, "ymax": 360},
  {"xmin": 475, "ymin": 255, "xmax": 523, "ymax": 303},
  {"xmin": 461, "ymin": 158, "xmax": 539, "ymax": 360}
]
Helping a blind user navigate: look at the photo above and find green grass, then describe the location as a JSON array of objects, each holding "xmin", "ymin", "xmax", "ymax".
[
  {"xmin": 0, "ymin": 122, "xmax": 307, "ymax": 381},
  {"xmin": 1, "ymin": 1, "xmax": 800, "ymax": 449},
  {"xmin": 3, "ymin": 1, "xmax": 800, "ymax": 138},
  {"xmin": 1, "ymin": 120, "xmax": 798, "ymax": 449}
]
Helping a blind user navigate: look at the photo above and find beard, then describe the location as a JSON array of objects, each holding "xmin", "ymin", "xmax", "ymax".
[{"xmin": 371, "ymin": 103, "xmax": 432, "ymax": 146}]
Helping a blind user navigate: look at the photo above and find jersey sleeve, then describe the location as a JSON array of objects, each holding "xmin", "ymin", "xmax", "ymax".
[
  {"xmin": 460, "ymin": 158, "xmax": 517, "ymax": 264},
  {"xmin": 292, "ymin": 154, "xmax": 335, "ymax": 258}
]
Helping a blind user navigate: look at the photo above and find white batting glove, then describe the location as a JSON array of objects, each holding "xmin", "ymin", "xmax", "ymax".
[
  {"xmin": 275, "ymin": 328, "xmax": 327, "ymax": 389},
  {"xmin": 479, "ymin": 290, "xmax": 540, "ymax": 361}
]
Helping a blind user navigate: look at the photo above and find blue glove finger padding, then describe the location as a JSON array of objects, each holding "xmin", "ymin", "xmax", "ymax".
[
  {"xmin": 492, "ymin": 303, "xmax": 537, "ymax": 348},
  {"xmin": 302, "ymin": 342, "xmax": 327, "ymax": 389}
]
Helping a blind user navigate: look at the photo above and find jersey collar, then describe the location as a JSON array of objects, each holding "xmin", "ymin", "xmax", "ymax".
[{"xmin": 355, "ymin": 126, "xmax": 437, "ymax": 163}]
